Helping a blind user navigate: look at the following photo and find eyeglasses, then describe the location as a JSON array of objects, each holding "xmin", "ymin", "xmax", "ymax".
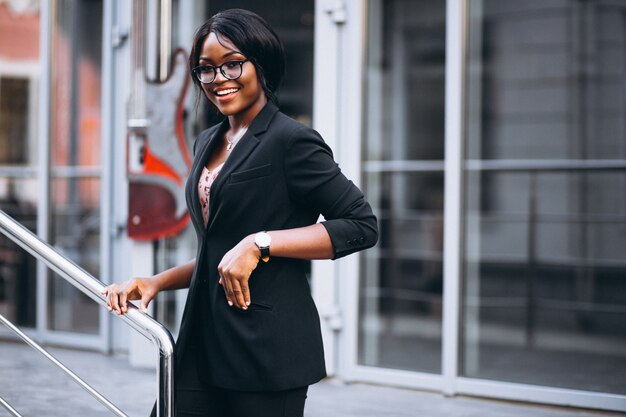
[{"xmin": 192, "ymin": 60, "xmax": 249, "ymax": 84}]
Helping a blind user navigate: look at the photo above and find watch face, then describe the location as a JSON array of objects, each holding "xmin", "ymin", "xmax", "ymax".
[{"xmin": 255, "ymin": 232, "xmax": 271, "ymax": 247}]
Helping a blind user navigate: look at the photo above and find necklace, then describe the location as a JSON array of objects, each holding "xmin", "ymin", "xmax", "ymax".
[{"xmin": 226, "ymin": 127, "xmax": 248, "ymax": 151}]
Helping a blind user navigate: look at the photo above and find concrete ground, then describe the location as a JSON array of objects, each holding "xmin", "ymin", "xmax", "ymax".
[{"xmin": 0, "ymin": 340, "xmax": 621, "ymax": 417}]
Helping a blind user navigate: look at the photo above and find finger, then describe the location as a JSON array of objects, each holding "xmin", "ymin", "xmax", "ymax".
[
  {"xmin": 222, "ymin": 273, "xmax": 235, "ymax": 307},
  {"xmin": 101, "ymin": 287, "xmax": 111, "ymax": 311},
  {"xmin": 231, "ymin": 279, "xmax": 246, "ymax": 309},
  {"xmin": 240, "ymin": 279, "xmax": 251, "ymax": 307},
  {"xmin": 119, "ymin": 290, "xmax": 128, "ymax": 314},
  {"xmin": 140, "ymin": 295, "xmax": 151, "ymax": 313},
  {"xmin": 109, "ymin": 291, "xmax": 121, "ymax": 315}
]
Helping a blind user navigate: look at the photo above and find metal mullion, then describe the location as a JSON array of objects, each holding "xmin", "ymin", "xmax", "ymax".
[
  {"xmin": 36, "ymin": 0, "xmax": 53, "ymax": 345},
  {"xmin": 339, "ymin": 0, "xmax": 368, "ymax": 384},
  {"xmin": 0, "ymin": 167, "xmax": 37, "ymax": 177},
  {"xmin": 442, "ymin": 0, "xmax": 467, "ymax": 396},
  {"xmin": 98, "ymin": 0, "xmax": 116, "ymax": 354},
  {"xmin": 363, "ymin": 160, "xmax": 446, "ymax": 172},
  {"xmin": 456, "ymin": 378, "xmax": 626, "ymax": 412},
  {"xmin": 465, "ymin": 159, "xmax": 626, "ymax": 172},
  {"xmin": 350, "ymin": 365, "xmax": 444, "ymax": 393},
  {"xmin": 50, "ymin": 166, "xmax": 102, "ymax": 177}
]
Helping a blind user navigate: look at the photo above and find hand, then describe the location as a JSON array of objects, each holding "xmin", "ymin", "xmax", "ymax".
[
  {"xmin": 218, "ymin": 235, "xmax": 261, "ymax": 310},
  {"xmin": 100, "ymin": 277, "xmax": 160, "ymax": 315}
]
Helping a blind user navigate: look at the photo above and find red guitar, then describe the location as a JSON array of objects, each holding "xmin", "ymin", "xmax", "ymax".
[{"xmin": 127, "ymin": 1, "xmax": 191, "ymax": 240}]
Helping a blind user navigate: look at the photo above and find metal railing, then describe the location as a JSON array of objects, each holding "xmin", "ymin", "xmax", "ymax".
[{"xmin": 0, "ymin": 209, "xmax": 175, "ymax": 417}]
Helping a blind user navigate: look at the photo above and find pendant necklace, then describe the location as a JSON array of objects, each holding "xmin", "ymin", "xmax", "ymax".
[{"xmin": 226, "ymin": 127, "xmax": 248, "ymax": 151}]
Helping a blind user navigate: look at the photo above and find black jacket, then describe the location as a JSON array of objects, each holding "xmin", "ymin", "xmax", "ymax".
[{"xmin": 174, "ymin": 102, "xmax": 378, "ymax": 392}]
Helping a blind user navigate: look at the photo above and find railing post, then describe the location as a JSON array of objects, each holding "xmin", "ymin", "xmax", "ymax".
[{"xmin": 0, "ymin": 210, "xmax": 175, "ymax": 417}]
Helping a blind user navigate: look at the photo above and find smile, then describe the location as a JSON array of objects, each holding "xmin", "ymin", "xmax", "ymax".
[{"xmin": 214, "ymin": 88, "xmax": 239, "ymax": 96}]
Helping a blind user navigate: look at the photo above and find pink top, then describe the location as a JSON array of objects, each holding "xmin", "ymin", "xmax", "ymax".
[
  {"xmin": 198, "ymin": 127, "xmax": 247, "ymax": 226},
  {"xmin": 198, "ymin": 162, "xmax": 225, "ymax": 226}
]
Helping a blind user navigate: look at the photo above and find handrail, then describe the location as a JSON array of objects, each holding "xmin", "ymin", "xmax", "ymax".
[
  {"xmin": 0, "ymin": 394, "xmax": 23, "ymax": 417},
  {"xmin": 0, "ymin": 313, "xmax": 127, "ymax": 416},
  {"xmin": 0, "ymin": 209, "xmax": 175, "ymax": 417}
]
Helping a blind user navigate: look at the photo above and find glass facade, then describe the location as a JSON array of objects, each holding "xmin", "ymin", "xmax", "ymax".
[
  {"xmin": 359, "ymin": 0, "xmax": 446, "ymax": 374},
  {"xmin": 47, "ymin": 0, "xmax": 103, "ymax": 334},
  {"xmin": 0, "ymin": 0, "xmax": 624, "ymax": 411},
  {"xmin": 462, "ymin": 0, "xmax": 626, "ymax": 394}
]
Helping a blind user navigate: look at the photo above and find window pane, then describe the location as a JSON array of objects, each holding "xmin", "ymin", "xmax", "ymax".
[
  {"xmin": 360, "ymin": 0, "xmax": 446, "ymax": 374},
  {"xmin": 48, "ymin": 177, "xmax": 100, "ymax": 334},
  {"xmin": 462, "ymin": 0, "xmax": 626, "ymax": 394},
  {"xmin": 46, "ymin": 0, "xmax": 103, "ymax": 335},
  {"xmin": 50, "ymin": 0, "xmax": 102, "ymax": 169},
  {"xmin": 0, "ymin": 1, "xmax": 40, "ymax": 329},
  {"xmin": 360, "ymin": 170, "xmax": 444, "ymax": 373},
  {"xmin": 0, "ymin": 178, "xmax": 37, "ymax": 327},
  {"xmin": 0, "ymin": 77, "xmax": 30, "ymax": 164}
]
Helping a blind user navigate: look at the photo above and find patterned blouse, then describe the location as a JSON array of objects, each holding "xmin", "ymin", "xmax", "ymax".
[
  {"xmin": 198, "ymin": 162, "xmax": 225, "ymax": 227},
  {"xmin": 198, "ymin": 127, "xmax": 247, "ymax": 226}
]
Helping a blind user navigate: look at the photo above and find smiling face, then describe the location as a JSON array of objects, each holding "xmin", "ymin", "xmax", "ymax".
[{"xmin": 199, "ymin": 32, "xmax": 267, "ymax": 125}]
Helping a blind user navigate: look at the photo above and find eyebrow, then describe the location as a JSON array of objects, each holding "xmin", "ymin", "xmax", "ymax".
[{"xmin": 199, "ymin": 51, "xmax": 244, "ymax": 62}]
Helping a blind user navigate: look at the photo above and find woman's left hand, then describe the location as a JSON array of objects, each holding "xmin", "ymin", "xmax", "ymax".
[{"xmin": 217, "ymin": 235, "xmax": 261, "ymax": 309}]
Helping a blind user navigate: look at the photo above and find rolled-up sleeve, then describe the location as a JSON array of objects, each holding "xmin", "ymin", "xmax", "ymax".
[{"xmin": 284, "ymin": 126, "xmax": 378, "ymax": 259}]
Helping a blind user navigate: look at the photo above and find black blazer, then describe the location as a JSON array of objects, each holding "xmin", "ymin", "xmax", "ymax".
[{"xmin": 174, "ymin": 102, "xmax": 378, "ymax": 392}]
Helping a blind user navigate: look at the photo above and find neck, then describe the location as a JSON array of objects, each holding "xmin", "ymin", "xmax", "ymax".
[{"xmin": 227, "ymin": 95, "xmax": 268, "ymax": 131}]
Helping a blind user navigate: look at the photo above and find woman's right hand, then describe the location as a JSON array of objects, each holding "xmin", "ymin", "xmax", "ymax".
[{"xmin": 100, "ymin": 278, "xmax": 160, "ymax": 315}]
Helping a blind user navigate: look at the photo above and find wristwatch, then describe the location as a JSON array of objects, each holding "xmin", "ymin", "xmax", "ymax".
[{"xmin": 254, "ymin": 231, "xmax": 271, "ymax": 262}]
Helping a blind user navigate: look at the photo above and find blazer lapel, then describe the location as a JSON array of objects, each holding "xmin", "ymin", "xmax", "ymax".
[
  {"xmin": 189, "ymin": 120, "xmax": 228, "ymax": 231},
  {"xmin": 205, "ymin": 102, "xmax": 279, "ymax": 234}
]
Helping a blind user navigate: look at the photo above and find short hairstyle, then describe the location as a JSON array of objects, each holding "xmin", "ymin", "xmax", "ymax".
[{"xmin": 189, "ymin": 9, "xmax": 286, "ymax": 105}]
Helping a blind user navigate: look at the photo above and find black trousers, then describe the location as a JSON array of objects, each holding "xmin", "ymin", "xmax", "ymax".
[{"xmin": 151, "ymin": 343, "xmax": 308, "ymax": 417}]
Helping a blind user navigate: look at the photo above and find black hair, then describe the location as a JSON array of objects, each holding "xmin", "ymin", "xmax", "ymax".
[{"xmin": 189, "ymin": 9, "xmax": 286, "ymax": 105}]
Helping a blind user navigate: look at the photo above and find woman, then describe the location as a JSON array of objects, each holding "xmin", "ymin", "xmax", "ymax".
[{"xmin": 102, "ymin": 9, "xmax": 377, "ymax": 417}]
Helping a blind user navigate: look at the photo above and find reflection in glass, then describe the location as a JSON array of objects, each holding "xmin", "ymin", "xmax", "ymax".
[
  {"xmin": 462, "ymin": 0, "xmax": 626, "ymax": 394},
  {"xmin": 48, "ymin": 178, "xmax": 100, "ymax": 334},
  {"xmin": 47, "ymin": 0, "xmax": 103, "ymax": 335},
  {"xmin": 0, "ymin": 2, "xmax": 40, "ymax": 328},
  {"xmin": 360, "ymin": 171, "xmax": 444, "ymax": 373},
  {"xmin": 359, "ymin": 0, "xmax": 446, "ymax": 373},
  {"xmin": 0, "ymin": 77, "xmax": 30, "ymax": 164},
  {"xmin": 0, "ymin": 178, "xmax": 37, "ymax": 327}
]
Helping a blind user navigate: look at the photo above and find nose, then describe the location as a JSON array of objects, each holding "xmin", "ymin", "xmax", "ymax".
[{"xmin": 213, "ymin": 68, "xmax": 228, "ymax": 83}]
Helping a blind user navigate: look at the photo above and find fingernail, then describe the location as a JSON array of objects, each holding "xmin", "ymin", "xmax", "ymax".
[
  {"xmin": 228, "ymin": 301, "xmax": 233, "ymax": 306},
  {"xmin": 246, "ymin": 301, "xmax": 250, "ymax": 306}
]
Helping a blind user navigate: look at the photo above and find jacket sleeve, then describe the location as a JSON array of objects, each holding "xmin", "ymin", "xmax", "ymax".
[{"xmin": 284, "ymin": 125, "xmax": 378, "ymax": 259}]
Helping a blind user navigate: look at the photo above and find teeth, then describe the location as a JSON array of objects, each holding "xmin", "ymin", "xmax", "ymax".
[{"xmin": 215, "ymin": 88, "xmax": 238, "ymax": 96}]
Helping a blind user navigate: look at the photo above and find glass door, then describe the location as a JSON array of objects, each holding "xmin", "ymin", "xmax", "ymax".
[
  {"xmin": 46, "ymin": 0, "xmax": 104, "ymax": 339},
  {"xmin": 0, "ymin": 0, "xmax": 107, "ymax": 349},
  {"xmin": 359, "ymin": 0, "xmax": 447, "ymax": 374},
  {"xmin": 461, "ymin": 0, "xmax": 626, "ymax": 397}
]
